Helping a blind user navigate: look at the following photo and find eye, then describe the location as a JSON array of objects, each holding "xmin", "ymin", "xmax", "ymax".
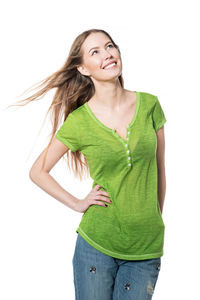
[
  {"xmin": 107, "ymin": 43, "xmax": 114, "ymax": 49},
  {"xmin": 91, "ymin": 44, "xmax": 114, "ymax": 55},
  {"xmin": 92, "ymin": 50, "xmax": 98, "ymax": 55}
]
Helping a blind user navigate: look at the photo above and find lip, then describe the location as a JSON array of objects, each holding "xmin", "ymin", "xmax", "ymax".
[{"xmin": 103, "ymin": 60, "xmax": 117, "ymax": 69}]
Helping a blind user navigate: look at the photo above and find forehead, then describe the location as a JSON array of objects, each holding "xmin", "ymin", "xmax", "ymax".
[{"xmin": 82, "ymin": 32, "xmax": 111, "ymax": 53}]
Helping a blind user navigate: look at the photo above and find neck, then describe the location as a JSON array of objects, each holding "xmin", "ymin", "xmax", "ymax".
[{"xmin": 90, "ymin": 80, "xmax": 126, "ymax": 110}]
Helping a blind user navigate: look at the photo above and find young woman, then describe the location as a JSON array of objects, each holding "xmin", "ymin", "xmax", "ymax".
[{"xmin": 17, "ymin": 28, "xmax": 167, "ymax": 299}]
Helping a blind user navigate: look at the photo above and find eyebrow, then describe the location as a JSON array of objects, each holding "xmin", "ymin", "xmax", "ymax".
[{"xmin": 88, "ymin": 41, "xmax": 112, "ymax": 53}]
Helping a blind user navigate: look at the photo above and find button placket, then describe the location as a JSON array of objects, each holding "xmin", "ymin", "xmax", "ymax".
[
  {"xmin": 126, "ymin": 125, "xmax": 132, "ymax": 167},
  {"xmin": 112, "ymin": 126, "xmax": 132, "ymax": 168}
]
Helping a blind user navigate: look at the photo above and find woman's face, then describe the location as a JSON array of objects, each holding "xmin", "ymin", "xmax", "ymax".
[{"xmin": 77, "ymin": 32, "xmax": 122, "ymax": 83}]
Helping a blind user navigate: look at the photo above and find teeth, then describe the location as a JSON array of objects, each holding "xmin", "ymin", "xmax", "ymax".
[{"xmin": 104, "ymin": 62, "xmax": 116, "ymax": 69}]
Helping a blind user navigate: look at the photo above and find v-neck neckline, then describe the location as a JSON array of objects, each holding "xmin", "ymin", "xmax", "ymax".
[{"xmin": 84, "ymin": 91, "xmax": 140, "ymax": 142}]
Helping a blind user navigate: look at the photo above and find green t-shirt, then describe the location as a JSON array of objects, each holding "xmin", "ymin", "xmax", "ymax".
[{"xmin": 55, "ymin": 91, "xmax": 167, "ymax": 260}]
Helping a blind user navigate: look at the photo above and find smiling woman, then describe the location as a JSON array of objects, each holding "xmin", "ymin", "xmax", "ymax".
[
  {"xmin": 10, "ymin": 28, "xmax": 167, "ymax": 300},
  {"xmin": 77, "ymin": 33, "xmax": 122, "ymax": 81}
]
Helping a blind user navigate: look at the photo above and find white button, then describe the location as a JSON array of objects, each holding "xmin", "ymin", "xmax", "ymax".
[
  {"xmin": 127, "ymin": 131, "xmax": 130, "ymax": 135},
  {"xmin": 127, "ymin": 150, "xmax": 130, "ymax": 153},
  {"xmin": 128, "ymin": 157, "xmax": 131, "ymax": 160},
  {"xmin": 128, "ymin": 163, "xmax": 131, "ymax": 166},
  {"xmin": 125, "ymin": 144, "xmax": 128, "ymax": 147}
]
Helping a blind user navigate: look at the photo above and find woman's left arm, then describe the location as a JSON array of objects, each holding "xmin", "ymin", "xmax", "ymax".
[{"xmin": 156, "ymin": 126, "xmax": 166, "ymax": 214}]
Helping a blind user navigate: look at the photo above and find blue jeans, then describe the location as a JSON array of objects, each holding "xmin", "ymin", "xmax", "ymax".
[{"xmin": 72, "ymin": 233, "xmax": 161, "ymax": 300}]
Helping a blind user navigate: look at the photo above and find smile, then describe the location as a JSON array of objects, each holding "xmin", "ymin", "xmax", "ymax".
[{"xmin": 103, "ymin": 62, "xmax": 117, "ymax": 70}]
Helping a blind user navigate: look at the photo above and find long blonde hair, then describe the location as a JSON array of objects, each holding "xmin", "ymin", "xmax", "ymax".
[{"xmin": 8, "ymin": 28, "xmax": 124, "ymax": 181}]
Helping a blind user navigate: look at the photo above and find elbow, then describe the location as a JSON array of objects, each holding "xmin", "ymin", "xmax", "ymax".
[
  {"xmin": 29, "ymin": 166, "xmax": 48, "ymax": 183},
  {"xmin": 29, "ymin": 166, "xmax": 40, "ymax": 182},
  {"xmin": 29, "ymin": 167, "xmax": 36, "ymax": 182}
]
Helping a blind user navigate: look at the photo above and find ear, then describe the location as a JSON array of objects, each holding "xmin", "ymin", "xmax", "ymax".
[{"xmin": 77, "ymin": 65, "xmax": 90, "ymax": 76}]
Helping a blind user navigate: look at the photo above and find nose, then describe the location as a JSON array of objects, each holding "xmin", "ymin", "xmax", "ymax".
[{"xmin": 102, "ymin": 49, "xmax": 113, "ymax": 59}]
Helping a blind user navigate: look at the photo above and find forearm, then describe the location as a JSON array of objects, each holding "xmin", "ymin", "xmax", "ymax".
[
  {"xmin": 29, "ymin": 170, "xmax": 78, "ymax": 211},
  {"xmin": 157, "ymin": 167, "xmax": 166, "ymax": 214}
]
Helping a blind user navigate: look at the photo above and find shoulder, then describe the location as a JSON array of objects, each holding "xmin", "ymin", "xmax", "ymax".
[
  {"xmin": 69, "ymin": 103, "xmax": 87, "ymax": 120},
  {"xmin": 139, "ymin": 91, "xmax": 157, "ymax": 103},
  {"xmin": 138, "ymin": 91, "xmax": 159, "ymax": 111}
]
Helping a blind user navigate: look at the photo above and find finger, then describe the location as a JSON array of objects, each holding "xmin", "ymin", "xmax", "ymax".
[
  {"xmin": 93, "ymin": 184, "xmax": 102, "ymax": 191},
  {"xmin": 93, "ymin": 200, "xmax": 107, "ymax": 207},
  {"xmin": 94, "ymin": 194, "xmax": 112, "ymax": 203},
  {"xmin": 98, "ymin": 190, "xmax": 110, "ymax": 197}
]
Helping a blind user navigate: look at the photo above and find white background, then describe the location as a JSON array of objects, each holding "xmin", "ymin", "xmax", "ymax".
[{"xmin": 1, "ymin": 0, "xmax": 199, "ymax": 299}]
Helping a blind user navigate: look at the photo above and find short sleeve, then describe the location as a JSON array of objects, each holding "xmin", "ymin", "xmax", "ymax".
[
  {"xmin": 152, "ymin": 96, "xmax": 167, "ymax": 132},
  {"xmin": 55, "ymin": 113, "xmax": 80, "ymax": 152}
]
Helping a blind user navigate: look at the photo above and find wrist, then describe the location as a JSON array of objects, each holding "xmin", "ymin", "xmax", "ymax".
[{"xmin": 71, "ymin": 197, "xmax": 79, "ymax": 211}]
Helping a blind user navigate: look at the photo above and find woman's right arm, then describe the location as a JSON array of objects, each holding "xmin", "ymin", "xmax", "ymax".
[
  {"xmin": 29, "ymin": 137, "xmax": 112, "ymax": 212},
  {"xmin": 29, "ymin": 137, "xmax": 79, "ymax": 211}
]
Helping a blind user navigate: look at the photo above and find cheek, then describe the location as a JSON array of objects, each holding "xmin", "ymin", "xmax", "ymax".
[
  {"xmin": 84, "ymin": 55, "xmax": 101, "ymax": 71},
  {"xmin": 89, "ymin": 59, "xmax": 102, "ymax": 72}
]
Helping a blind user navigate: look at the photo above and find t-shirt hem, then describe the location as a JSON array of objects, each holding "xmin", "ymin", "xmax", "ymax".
[
  {"xmin": 156, "ymin": 118, "xmax": 167, "ymax": 132},
  {"xmin": 76, "ymin": 226, "xmax": 163, "ymax": 261}
]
